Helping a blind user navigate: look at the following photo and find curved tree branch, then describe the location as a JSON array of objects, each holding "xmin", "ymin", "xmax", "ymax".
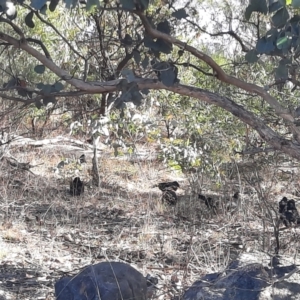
[
  {"xmin": 26, "ymin": 38, "xmax": 52, "ymax": 59},
  {"xmin": 35, "ymin": 11, "xmax": 85, "ymax": 61},
  {"xmin": 184, "ymin": 16, "xmax": 249, "ymax": 53},
  {"xmin": 134, "ymin": 12, "xmax": 294, "ymax": 123},
  {"xmin": 0, "ymin": 16, "xmax": 25, "ymax": 39},
  {"xmin": 2, "ymin": 26, "xmax": 300, "ymax": 160}
]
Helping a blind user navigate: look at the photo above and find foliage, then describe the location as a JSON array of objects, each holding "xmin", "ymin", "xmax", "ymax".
[
  {"xmin": 245, "ymin": 0, "xmax": 300, "ymax": 89},
  {"xmin": 2, "ymin": 0, "xmax": 300, "ymax": 174}
]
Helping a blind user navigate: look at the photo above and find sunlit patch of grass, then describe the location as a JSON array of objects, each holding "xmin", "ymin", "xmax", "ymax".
[
  {"xmin": 0, "ymin": 239, "xmax": 8, "ymax": 260},
  {"xmin": 1, "ymin": 227, "xmax": 23, "ymax": 243}
]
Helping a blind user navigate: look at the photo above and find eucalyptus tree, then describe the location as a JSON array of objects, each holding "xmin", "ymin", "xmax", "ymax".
[{"xmin": 1, "ymin": 0, "xmax": 300, "ymax": 162}]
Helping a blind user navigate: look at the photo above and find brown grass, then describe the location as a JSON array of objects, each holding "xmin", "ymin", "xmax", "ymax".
[{"xmin": 1, "ymin": 144, "xmax": 300, "ymax": 299}]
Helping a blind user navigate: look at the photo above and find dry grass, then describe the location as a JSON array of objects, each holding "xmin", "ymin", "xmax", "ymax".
[{"xmin": 1, "ymin": 145, "xmax": 300, "ymax": 299}]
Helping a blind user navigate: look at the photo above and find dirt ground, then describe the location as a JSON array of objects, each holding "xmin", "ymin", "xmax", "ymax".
[{"xmin": 0, "ymin": 145, "xmax": 300, "ymax": 300}]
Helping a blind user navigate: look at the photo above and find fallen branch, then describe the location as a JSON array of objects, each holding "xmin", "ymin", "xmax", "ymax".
[
  {"xmin": 8, "ymin": 135, "xmax": 104, "ymax": 150},
  {"xmin": 2, "ymin": 156, "xmax": 43, "ymax": 174}
]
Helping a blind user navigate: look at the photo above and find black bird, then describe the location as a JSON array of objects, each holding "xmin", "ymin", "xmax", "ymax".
[
  {"xmin": 79, "ymin": 154, "xmax": 86, "ymax": 164},
  {"xmin": 157, "ymin": 181, "xmax": 180, "ymax": 192},
  {"xmin": 154, "ymin": 181, "xmax": 179, "ymax": 205},
  {"xmin": 70, "ymin": 177, "xmax": 84, "ymax": 196},
  {"xmin": 162, "ymin": 189, "xmax": 177, "ymax": 206},
  {"xmin": 199, "ymin": 192, "xmax": 239, "ymax": 213},
  {"xmin": 287, "ymin": 199, "xmax": 298, "ymax": 212},
  {"xmin": 199, "ymin": 194, "xmax": 218, "ymax": 213},
  {"xmin": 226, "ymin": 191, "xmax": 240, "ymax": 211},
  {"xmin": 233, "ymin": 192, "xmax": 239, "ymax": 200},
  {"xmin": 199, "ymin": 194, "xmax": 215, "ymax": 209},
  {"xmin": 279, "ymin": 197, "xmax": 288, "ymax": 214},
  {"xmin": 279, "ymin": 197, "xmax": 300, "ymax": 227}
]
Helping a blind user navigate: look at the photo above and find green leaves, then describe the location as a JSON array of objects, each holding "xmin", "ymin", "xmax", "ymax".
[
  {"xmin": 34, "ymin": 81, "xmax": 63, "ymax": 108},
  {"xmin": 25, "ymin": 11, "xmax": 35, "ymax": 28},
  {"xmin": 272, "ymin": 7, "xmax": 290, "ymax": 28},
  {"xmin": 119, "ymin": 0, "xmax": 149, "ymax": 10},
  {"xmin": 115, "ymin": 80, "xmax": 144, "ymax": 108},
  {"xmin": 292, "ymin": 0, "xmax": 300, "ymax": 8},
  {"xmin": 133, "ymin": 50, "xmax": 141, "ymax": 65},
  {"xmin": 121, "ymin": 34, "xmax": 133, "ymax": 46},
  {"xmin": 244, "ymin": 0, "xmax": 300, "ymax": 66},
  {"xmin": 276, "ymin": 33, "xmax": 292, "ymax": 49},
  {"xmin": 269, "ymin": 1, "xmax": 283, "ymax": 13},
  {"xmin": 119, "ymin": 0, "xmax": 135, "ymax": 10},
  {"xmin": 245, "ymin": 0, "xmax": 268, "ymax": 20},
  {"xmin": 43, "ymin": 96, "xmax": 56, "ymax": 106},
  {"xmin": 36, "ymin": 81, "xmax": 64, "ymax": 94},
  {"xmin": 121, "ymin": 69, "xmax": 135, "ymax": 82},
  {"xmin": 85, "ymin": 0, "xmax": 100, "ymax": 11},
  {"xmin": 34, "ymin": 65, "xmax": 45, "ymax": 74},
  {"xmin": 141, "ymin": 56, "xmax": 149, "ymax": 69},
  {"xmin": 157, "ymin": 20, "xmax": 171, "ymax": 34},
  {"xmin": 144, "ymin": 34, "xmax": 173, "ymax": 54},
  {"xmin": 256, "ymin": 37, "xmax": 275, "ymax": 54},
  {"xmin": 30, "ymin": 0, "xmax": 47, "ymax": 10},
  {"xmin": 53, "ymin": 82, "xmax": 64, "ymax": 92},
  {"xmin": 172, "ymin": 8, "xmax": 188, "ymax": 19},
  {"xmin": 153, "ymin": 62, "xmax": 179, "ymax": 87},
  {"xmin": 49, "ymin": 0, "xmax": 59, "ymax": 11},
  {"xmin": 275, "ymin": 64, "xmax": 288, "ymax": 80},
  {"xmin": 245, "ymin": 50, "xmax": 259, "ymax": 63},
  {"xmin": 274, "ymin": 58, "xmax": 291, "ymax": 80}
]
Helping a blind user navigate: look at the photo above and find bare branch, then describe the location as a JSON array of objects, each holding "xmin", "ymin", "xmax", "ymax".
[
  {"xmin": 0, "ymin": 16, "xmax": 25, "ymax": 39},
  {"xmin": 207, "ymin": 30, "xmax": 249, "ymax": 52},
  {"xmin": 35, "ymin": 11, "xmax": 85, "ymax": 60},
  {"xmin": 176, "ymin": 62, "xmax": 214, "ymax": 77},
  {"xmin": 0, "ymin": 93, "xmax": 29, "ymax": 103},
  {"xmin": 183, "ymin": 16, "xmax": 249, "ymax": 52},
  {"xmin": 134, "ymin": 12, "xmax": 295, "ymax": 125},
  {"xmin": 26, "ymin": 38, "xmax": 52, "ymax": 59},
  {"xmin": 2, "ymin": 19, "xmax": 300, "ymax": 159}
]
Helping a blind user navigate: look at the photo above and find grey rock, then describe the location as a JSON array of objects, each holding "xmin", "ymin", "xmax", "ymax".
[
  {"xmin": 55, "ymin": 262, "xmax": 147, "ymax": 300},
  {"xmin": 183, "ymin": 252, "xmax": 300, "ymax": 300}
]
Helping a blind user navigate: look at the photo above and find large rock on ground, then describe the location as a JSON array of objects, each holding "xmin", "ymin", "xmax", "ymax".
[
  {"xmin": 183, "ymin": 252, "xmax": 300, "ymax": 300},
  {"xmin": 55, "ymin": 261, "xmax": 147, "ymax": 300}
]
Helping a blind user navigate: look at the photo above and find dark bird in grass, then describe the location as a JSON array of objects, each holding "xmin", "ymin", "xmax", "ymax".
[
  {"xmin": 162, "ymin": 189, "xmax": 177, "ymax": 206},
  {"xmin": 279, "ymin": 197, "xmax": 288, "ymax": 214},
  {"xmin": 226, "ymin": 191, "xmax": 240, "ymax": 211},
  {"xmin": 70, "ymin": 177, "xmax": 84, "ymax": 196},
  {"xmin": 79, "ymin": 154, "xmax": 86, "ymax": 164},
  {"xmin": 154, "ymin": 181, "xmax": 179, "ymax": 205},
  {"xmin": 199, "ymin": 192, "xmax": 240, "ymax": 213},
  {"xmin": 199, "ymin": 194, "xmax": 218, "ymax": 213},
  {"xmin": 233, "ymin": 192, "xmax": 239, "ymax": 200},
  {"xmin": 279, "ymin": 197, "xmax": 300, "ymax": 227},
  {"xmin": 157, "ymin": 181, "xmax": 180, "ymax": 192}
]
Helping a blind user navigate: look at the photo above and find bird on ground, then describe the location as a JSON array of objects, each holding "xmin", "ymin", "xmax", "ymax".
[
  {"xmin": 279, "ymin": 197, "xmax": 288, "ymax": 214},
  {"xmin": 79, "ymin": 154, "xmax": 86, "ymax": 164},
  {"xmin": 199, "ymin": 194, "xmax": 219, "ymax": 215},
  {"xmin": 157, "ymin": 181, "xmax": 180, "ymax": 192},
  {"xmin": 154, "ymin": 181, "xmax": 180, "ymax": 206},
  {"xmin": 199, "ymin": 191, "xmax": 240, "ymax": 213},
  {"xmin": 279, "ymin": 196, "xmax": 300, "ymax": 227},
  {"xmin": 199, "ymin": 194, "xmax": 217, "ymax": 211},
  {"xmin": 233, "ymin": 192, "xmax": 239, "ymax": 200},
  {"xmin": 226, "ymin": 191, "xmax": 240, "ymax": 211},
  {"xmin": 70, "ymin": 177, "xmax": 84, "ymax": 196},
  {"xmin": 162, "ymin": 189, "xmax": 177, "ymax": 206}
]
